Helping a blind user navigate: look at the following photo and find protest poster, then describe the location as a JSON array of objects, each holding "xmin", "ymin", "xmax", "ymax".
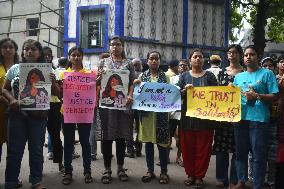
[
  {"xmin": 132, "ymin": 82, "xmax": 181, "ymax": 112},
  {"xmin": 99, "ymin": 69, "xmax": 129, "ymax": 110},
  {"xmin": 186, "ymin": 86, "xmax": 241, "ymax": 122},
  {"xmin": 63, "ymin": 72, "xmax": 96, "ymax": 123},
  {"xmin": 19, "ymin": 63, "xmax": 52, "ymax": 110}
]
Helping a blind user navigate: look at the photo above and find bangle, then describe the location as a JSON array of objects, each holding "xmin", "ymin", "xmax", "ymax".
[{"xmin": 256, "ymin": 93, "xmax": 261, "ymax": 100}]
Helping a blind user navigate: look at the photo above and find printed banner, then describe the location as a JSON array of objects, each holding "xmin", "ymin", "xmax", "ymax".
[
  {"xmin": 186, "ymin": 86, "xmax": 241, "ymax": 122},
  {"xmin": 63, "ymin": 72, "xmax": 96, "ymax": 123},
  {"xmin": 132, "ymin": 82, "xmax": 181, "ymax": 112},
  {"xmin": 19, "ymin": 63, "xmax": 52, "ymax": 110},
  {"xmin": 99, "ymin": 69, "xmax": 129, "ymax": 110}
]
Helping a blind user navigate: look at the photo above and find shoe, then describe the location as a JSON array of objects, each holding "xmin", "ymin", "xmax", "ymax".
[
  {"xmin": 72, "ymin": 151, "xmax": 80, "ymax": 159},
  {"xmin": 59, "ymin": 164, "xmax": 65, "ymax": 176},
  {"xmin": 91, "ymin": 154, "xmax": 97, "ymax": 161},
  {"xmin": 136, "ymin": 151, "xmax": 142, "ymax": 157},
  {"xmin": 46, "ymin": 152, "xmax": 53, "ymax": 160},
  {"xmin": 125, "ymin": 152, "xmax": 135, "ymax": 158},
  {"xmin": 215, "ymin": 181, "xmax": 225, "ymax": 188}
]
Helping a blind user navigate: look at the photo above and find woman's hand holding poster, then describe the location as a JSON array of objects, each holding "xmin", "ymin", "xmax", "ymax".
[
  {"xmin": 186, "ymin": 86, "xmax": 241, "ymax": 122},
  {"xmin": 63, "ymin": 72, "xmax": 96, "ymax": 123},
  {"xmin": 99, "ymin": 69, "xmax": 130, "ymax": 110},
  {"xmin": 132, "ymin": 82, "xmax": 181, "ymax": 112},
  {"xmin": 19, "ymin": 63, "xmax": 52, "ymax": 110}
]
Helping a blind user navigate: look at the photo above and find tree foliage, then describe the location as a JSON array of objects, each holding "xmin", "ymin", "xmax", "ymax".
[{"xmin": 230, "ymin": 0, "xmax": 284, "ymax": 56}]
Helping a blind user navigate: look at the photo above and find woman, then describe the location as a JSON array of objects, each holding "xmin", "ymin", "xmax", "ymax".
[
  {"xmin": 0, "ymin": 38, "xmax": 19, "ymax": 163},
  {"xmin": 275, "ymin": 55, "xmax": 284, "ymax": 188},
  {"xmin": 60, "ymin": 46, "xmax": 94, "ymax": 185},
  {"xmin": 232, "ymin": 45, "xmax": 279, "ymax": 189},
  {"xmin": 97, "ymin": 36, "xmax": 134, "ymax": 184},
  {"xmin": 43, "ymin": 46, "xmax": 64, "ymax": 173},
  {"xmin": 3, "ymin": 39, "xmax": 59, "ymax": 189},
  {"xmin": 213, "ymin": 44, "xmax": 243, "ymax": 188},
  {"xmin": 134, "ymin": 51, "xmax": 170, "ymax": 184},
  {"xmin": 178, "ymin": 49, "xmax": 218, "ymax": 188}
]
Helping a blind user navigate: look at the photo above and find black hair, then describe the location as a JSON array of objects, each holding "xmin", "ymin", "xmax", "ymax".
[
  {"xmin": 66, "ymin": 46, "xmax": 84, "ymax": 69},
  {"xmin": 244, "ymin": 45, "xmax": 260, "ymax": 58},
  {"xmin": 227, "ymin": 44, "xmax": 244, "ymax": 66},
  {"xmin": 102, "ymin": 74, "xmax": 125, "ymax": 99},
  {"xmin": 58, "ymin": 57, "xmax": 68, "ymax": 68},
  {"xmin": 21, "ymin": 39, "xmax": 45, "ymax": 63},
  {"xmin": 168, "ymin": 59, "xmax": 179, "ymax": 68},
  {"xmin": 26, "ymin": 68, "xmax": 45, "ymax": 84},
  {"xmin": 146, "ymin": 50, "xmax": 161, "ymax": 62},
  {"xmin": 109, "ymin": 36, "xmax": 126, "ymax": 59},
  {"xmin": 0, "ymin": 38, "xmax": 19, "ymax": 63},
  {"xmin": 42, "ymin": 46, "xmax": 53, "ymax": 63},
  {"xmin": 278, "ymin": 55, "xmax": 284, "ymax": 63},
  {"xmin": 189, "ymin": 49, "xmax": 203, "ymax": 59}
]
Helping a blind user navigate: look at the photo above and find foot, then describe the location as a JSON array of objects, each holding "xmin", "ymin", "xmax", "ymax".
[
  {"xmin": 117, "ymin": 169, "xmax": 128, "ymax": 182},
  {"xmin": 46, "ymin": 152, "xmax": 53, "ymax": 160},
  {"xmin": 231, "ymin": 182, "xmax": 245, "ymax": 189},
  {"xmin": 216, "ymin": 181, "xmax": 225, "ymax": 188},
  {"xmin": 58, "ymin": 164, "xmax": 65, "ymax": 176},
  {"xmin": 175, "ymin": 158, "xmax": 184, "ymax": 167},
  {"xmin": 101, "ymin": 170, "xmax": 112, "ymax": 184},
  {"xmin": 91, "ymin": 154, "xmax": 97, "ymax": 161},
  {"xmin": 84, "ymin": 173, "xmax": 93, "ymax": 184},
  {"xmin": 125, "ymin": 152, "xmax": 135, "ymax": 158},
  {"xmin": 31, "ymin": 183, "xmax": 47, "ymax": 189},
  {"xmin": 195, "ymin": 179, "xmax": 204, "ymax": 189},
  {"xmin": 159, "ymin": 173, "xmax": 169, "ymax": 184},
  {"xmin": 184, "ymin": 177, "xmax": 195, "ymax": 186},
  {"xmin": 62, "ymin": 173, "xmax": 72, "ymax": 185},
  {"xmin": 141, "ymin": 171, "xmax": 156, "ymax": 182},
  {"xmin": 72, "ymin": 151, "xmax": 80, "ymax": 159}
]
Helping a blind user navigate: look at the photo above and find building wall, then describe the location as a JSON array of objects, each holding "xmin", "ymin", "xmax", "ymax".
[
  {"xmin": 65, "ymin": 0, "xmax": 229, "ymax": 69},
  {"xmin": 0, "ymin": 0, "xmax": 61, "ymax": 58}
]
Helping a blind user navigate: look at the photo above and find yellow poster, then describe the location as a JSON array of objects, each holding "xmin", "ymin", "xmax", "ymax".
[{"xmin": 186, "ymin": 86, "xmax": 241, "ymax": 122}]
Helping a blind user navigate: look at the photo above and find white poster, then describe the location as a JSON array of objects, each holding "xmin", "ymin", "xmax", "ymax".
[
  {"xmin": 99, "ymin": 69, "xmax": 129, "ymax": 110},
  {"xmin": 19, "ymin": 63, "xmax": 52, "ymax": 110}
]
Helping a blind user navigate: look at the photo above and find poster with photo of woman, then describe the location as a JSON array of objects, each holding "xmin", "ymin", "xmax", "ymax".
[
  {"xmin": 99, "ymin": 69, "xmax": 129, "ymax": 110},
  {"xmin": 19, "ymin": 63, "xmax": 52, "ymax": 110}
]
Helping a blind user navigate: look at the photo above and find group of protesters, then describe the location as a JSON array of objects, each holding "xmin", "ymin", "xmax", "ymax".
[{"xmin": 0, "ymin": 36, "xmax": 284, "ymax": 189}]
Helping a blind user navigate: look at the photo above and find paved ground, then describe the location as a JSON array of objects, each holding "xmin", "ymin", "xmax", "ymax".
[{"xmin": 0, "ymin": 134, "xmax": 242, "ymax": 189}]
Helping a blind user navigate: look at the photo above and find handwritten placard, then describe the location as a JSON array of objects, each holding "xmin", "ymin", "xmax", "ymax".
[
  {"xmin": 99, "ymin": 69, "xmax": 130, "ymax": 110},
  {"xmin": 186, "ymin": 86, "xmax": 241, "ymax": 122},
  {"xmin": 63, "ymin": 72, "xmax": 96, "ymax": 123},
  {"xmin": 19, "ymin": 63, "xmax": 52, "ymax": 110},
  {"xmin": 132, "ymin": 82, "xmax": 181, "ymax": 112}
]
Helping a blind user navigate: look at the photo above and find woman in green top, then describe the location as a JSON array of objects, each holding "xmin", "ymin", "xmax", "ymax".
[{"xmin": 134, "ymin": 50, "xmax": 170, "ymax": 184}]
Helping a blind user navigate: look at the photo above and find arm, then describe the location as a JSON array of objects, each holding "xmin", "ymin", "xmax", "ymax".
[
  {"xmin": 2, "ymin": 79, "xmax": 19, "ymax": 110},
  {"xmin": 50, "ymin": 73, "xmax": 61, "ymax": 97}
]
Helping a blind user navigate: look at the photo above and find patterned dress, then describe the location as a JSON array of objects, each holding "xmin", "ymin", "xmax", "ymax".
[
  {"xmin": 97, "ymin": 57, "xmax": 135, "ymax": 140},
  {"xmin": 213, "ymin": 68, "xmax": 237, "ymax": 153}
]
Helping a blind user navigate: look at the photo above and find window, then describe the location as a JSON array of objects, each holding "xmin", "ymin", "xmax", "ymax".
[
  {"xmin": 26, "ymin": 18, "xmax": 39, "ymax": 36},
  {"xmin": 80, "ymin": 9, "xmax": 105, "ymax": 49}
]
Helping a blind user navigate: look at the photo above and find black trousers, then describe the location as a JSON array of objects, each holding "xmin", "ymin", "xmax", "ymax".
[
  {"xmin": 275, "ymin": 162, "xmax": 284, "ymax": 189},
  {"xmin": 46, "ymin": 102, "xmax": 63, "ymax": 164},
  {"xmin": 102, "ymin": 138, "xmax": 126, "ymax": 168}
]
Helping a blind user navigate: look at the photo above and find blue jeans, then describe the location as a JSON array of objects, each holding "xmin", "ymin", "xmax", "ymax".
[
  {"xmin": 234, "ymin": 120, "xmax": 268, "ymax": 189},
  {"xmin": 47, "ymin": 133, "xmax": 53, "ymax": 153},
  {"xmin": 216, "ymin": 152, "xmax": 237, "ymax": 185},
  {"xmin": 63, "ymin": 123, "xmax": 91, "ymax": 175},
  {"xmin": 5, "ymin": 112, "xmax": 46, "ymax": 188},
  {"xmin": 145, "ymin": 142, "xmax": 167, "ymax": 174}
]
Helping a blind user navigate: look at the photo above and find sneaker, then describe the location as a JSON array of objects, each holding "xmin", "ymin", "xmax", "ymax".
[
  {"xmin": 72, "ymin": 151, "xmax": 80, "ymax": 159},
  {"xmin": 47, "ymin": 152, "xmax": 53, "ymax": 160}
]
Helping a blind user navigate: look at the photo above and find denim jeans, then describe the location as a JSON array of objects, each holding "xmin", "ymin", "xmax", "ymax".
[
  {"xmin": 5, "ymin": 112, "xmax": 46, "ymax": 188},
  {"xmin": 47, "ymin": 133, "xmax": 53, "ymax": 153},
  {"xmin": 234, "ymin": 120, "xmax": 268, "ymax": 189},
  {"xmin": 89, "ymin": 122, "xmax": 97, "ymax": 156},
  {"xmin": 145, "ymin": 142, "xmax": 167, "ymax": 174},
  {"xmin": 63, "ymin": 123, "xmax": 91, "ymax": 175},
  {"xmin": 216, "ymin": 152, "xmax": 237, "ymax": 185}
]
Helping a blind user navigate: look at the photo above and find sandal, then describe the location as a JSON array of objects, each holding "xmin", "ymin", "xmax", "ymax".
[
  {"xmin": 31, "ymin": 183, "xmax": 47, "ymax": 189},
  {"xmin": 184, "ymin": 177, "xmax": 195, "ymax": 186},
  {"xmin": 101, "ymin": 170, "xmax": 112, "ymax": 184},
  {"xmin": 195, "ymin": 179, "xmax": 204, "ymax": 189},
  {"xmin": 159, "ymin": 173, "xmax": 169, "ymax": 184},
  {"xmin": 176, "ymin": 158, "xmax": 184, "ymax": 167},
  {"xmin": 141, "ymin": 171, "xmax": 156, "ymax": 183},
  {"xmin": 62, "ymin": 173, "xmax": 72, "ymax": 185},
  {"xmin": 84, "ymin": 173, "xmax": 93, "ymax": 184},
  {"xmin": 117, "ymin": 169, "xmax": 128, "ymax": 182}
]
